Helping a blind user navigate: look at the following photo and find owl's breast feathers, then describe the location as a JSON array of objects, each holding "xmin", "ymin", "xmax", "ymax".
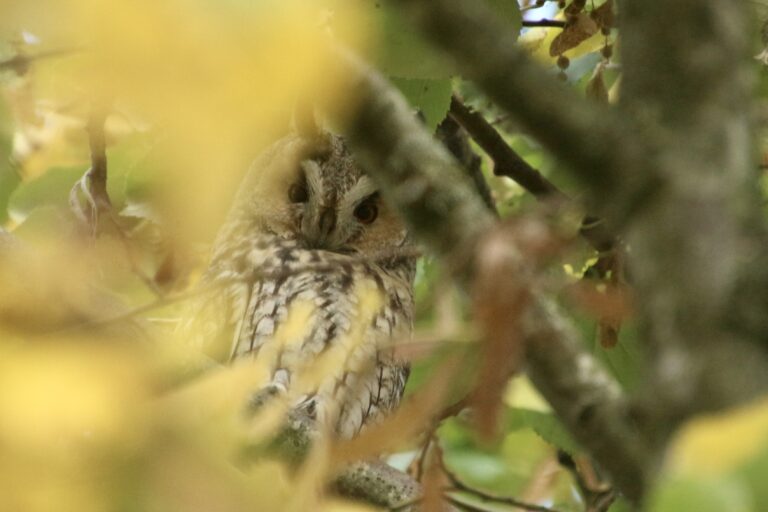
[{"xmin": 199, "ymin": 234, "xmax": 415, "ymax": 437}]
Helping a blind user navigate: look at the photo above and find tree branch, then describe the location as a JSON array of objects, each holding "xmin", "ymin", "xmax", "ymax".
[
  {"xmin": 449, "ymin": 96, "xmax": 616, "ymax": 254},
  {"xmin": 0, "ymin": 47, "xmax": 80, "ymax": 75},
  {"xmin": 449, "ymin": 96, "xmax": 561, "ymax": 199},
  {"xmin": 326, "ymin": 47, "xmax": 649, "ymax": 502},
  {"xmin": 436, "ymin": 113, "xmax": 496, "ymax": 213},
  {"xmin": 615, "ymin": 0, "xmax": 768, "ymax": 421},
  {"xmin": 391, "ymin": 0, "xmax": 656, "ymax": 217},
  {"xmin": 521, "ymin": 19, "xmax": 567, "ymax": 28},
  {"xmin": 399, "ymin": 0, "xmax": 768, "ymax": 455}
]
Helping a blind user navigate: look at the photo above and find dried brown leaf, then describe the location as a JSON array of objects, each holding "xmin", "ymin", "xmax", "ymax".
[
  {"xmin": 470, "ymin": 219, "xmax": 559, "ymax": 440},
  {"xmin": 565, "ymin": 0, "xmax": 586, "ymax": 16},
  {"xmin": 550, "ymin": 13, "xmax": 599, "ymax": 56},
  {"xmin": 422, "ymin": 442, "xmax": 450, "ymax": 512},
  {"xmin": 566, "ymin": 282, "xmax": 633, "ymax": 323},
  {"xmin": 592, "ymin": 0, "xmax": 615, "ymax": 31},
  {"xmin": 598, "ymin": 317, "xmax": 621, "ymax": 349},
  {"xmin": 586, "ymin": 64, "xmax": 609, "ymax": 103}
]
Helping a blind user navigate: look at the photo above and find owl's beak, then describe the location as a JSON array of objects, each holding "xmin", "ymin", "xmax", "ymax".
[
  {"xmin": 302, "ymin": 206, "xmax": 337, "ymax": 249},
  {"xmin": 318, "ymin": 207, "xmax": 337, "ymax": 237}
]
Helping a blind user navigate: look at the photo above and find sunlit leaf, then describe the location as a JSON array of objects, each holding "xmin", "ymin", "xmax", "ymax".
[
  {"xmin": 648, "ymin": 476, "xmax": 752, "ymax": 512},
  {"xmin": 669, "ymin": 396, "xmax": 768, "ymax": 476},
  {"xmin": 505, "ymin": 407, "xmax": 581, "ymax": 454},
  {"xmin": 391, "ymin": 77, "xmax": 453, "ymax": 131},
  {"xmin": 550, "ymin": 14, "xmax": 599, "ymax": 56}
]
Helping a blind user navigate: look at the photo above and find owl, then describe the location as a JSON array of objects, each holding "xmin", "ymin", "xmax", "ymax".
[{"xmin": 193, "ymin": 127, "xmax": 416, "ymax": 439}]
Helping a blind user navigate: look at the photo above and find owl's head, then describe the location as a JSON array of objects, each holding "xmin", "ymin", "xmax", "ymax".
[{"xmin": 229, "ymin": 130, "xmax": 410, "ymax": 257}]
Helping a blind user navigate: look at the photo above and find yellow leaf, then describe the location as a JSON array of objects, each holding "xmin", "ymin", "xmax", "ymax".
[
  {"xmin": 669, "ymin": 396, "xmax": 768, "ymax": 475},
  {"xmin": 550, "ymin": 13, "xmax": 599, "ymax": 57}
]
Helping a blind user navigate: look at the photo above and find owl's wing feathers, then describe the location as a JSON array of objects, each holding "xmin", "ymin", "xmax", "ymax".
[
  {"xmin": 180, "ymin": 269, "xmax": 252, "ymax": 364},
  {"xmin": 226, "ymin": 242, "xmax": 413, "ymax": 437}
]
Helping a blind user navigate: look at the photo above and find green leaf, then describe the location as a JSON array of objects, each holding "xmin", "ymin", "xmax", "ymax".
[
  {"xmin": 0, "ymin": 93, "xmax": 17, "ymax": 224},
  {"xmin": 608, "ymin": 497, "xmax": 634, "ymax": 512},
  {"xmin": 648, "ymin": 476, "xmax": 752, "ymax": 512},
  {"xmin": 735, "ymin": 444, "xmax": 768, "ymax": 511},
  {"xmin": 485, "ymin": 0, "xmax": 523, "ymax": 30},
  {"xmin": 447, "ymin": 490, "xmax": 535, "ymax": 512},
  {"xmin": 8, "ymin": 166, "xmax": 84, "ymax": 219},
  {"xmin": 11, "ymin": 205, "xmax": 75, "ymax": 243},
  {"xmin": 593, "ymin": 319, "xmax": 644, "ymax": 393},
  {"xmin": 329, "ymin": 0, "xmax": 520, "ymax": 80},
  {"xmin": 505, "ymin": 407, "xmax": 581, "ymax": 454},
  {"xmin": 390, "ymin": 77, "xmax": 452, "ymax": 131},
  {"xmin": 375, "ymin": 1, "xmax": 455, "ymax": 79}
]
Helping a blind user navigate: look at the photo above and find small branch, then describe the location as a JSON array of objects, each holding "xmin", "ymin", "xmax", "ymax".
[
  {"xmin": 326, "ymin": 47, "xmax": 649, "ymax": 502},
  {"xmin": 442, "ymin": 458, "xmax": 562, "ymax": 512},
  {"xmin": 449, "ymin": 96, "xmax": 561, "ymax": 198},
  {"xmin": 522, "ymin": 19, "xmax": 567, "ymax": 28},
  {"xmin": 335, "ymin": 460, "xmax": 422, "ymax": 510},
  {"xmin": 557, "ymin": 451, "xmax": 615, "ymax": 512},
  {"xmin": 69, "ymin": 105, "xmax": 111, "ymax": 230},
  {"xmin": 449, "ymin": 96, "xmax": 615, "ymax": 253},
  {"xmin": 0, "ymin": 47, "xmax": 81, "ymax": 74},
  {"xmin": 394, "ymin": 0, "xmax": 656, "ymax": 222},
  {"xmin": 436, "ymin": 114, "xmax": 496, "ymax": 213},
  {"xmin": 86, "ymin": 108, "xmax": 110, "ymax": 210},
  {"xmin": 262, "ymin": 410, "xmax": 423, "ymax": 510}
]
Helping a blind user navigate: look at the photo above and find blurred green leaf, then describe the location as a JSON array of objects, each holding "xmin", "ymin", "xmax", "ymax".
[
  {"xmin": 8, "ymin": 166, "xmax": 84, "ymax": 219},
  {"xmin": 0, "ymin": 94, "xmax": 16, "ymax": 224},
  {"xmin": 447, "ymin": 490, "xmax": 564, "ymax": 512},
  {"xmin": 608, "ymin": 497, "xmax": 634, "ymax": 512},
  {"xmin": 390, "ymin": 77, "xmax": 452, "ymax": 131},
  {"xmin": 505, "ymin": 407, "xmax": 581, "ymax": 454},
  {"xmin": 375, "ymin": 1, "xmax": 455, "ymax": 79},
  {"xmin": 10, "ymin": 205, "xmax": 73, "ymax": 242},
  {"xmin": 736, "ymin": 444, "xmax": 768, "ymax": 511},
  {"xmin": 648, "ymin": 476, "xmax": 753, "ymax": 512},
  {"xmin": 593, "ymin": 320, "xmax": 644, "ymax": 393},
  {"xmin": 485, "ymin": 0, "xmax": 522, "ymax": 32},
  {"xmin": 565, "ymin": 52, "xmax": 601, "ymax": 84}
]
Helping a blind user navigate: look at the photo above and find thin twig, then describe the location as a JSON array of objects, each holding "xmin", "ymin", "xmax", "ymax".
[
  {"xmin": 437, "ymin": 114, "xmax": 497, "ymax": 213},
  {"xmin": 56, "ymin": 245, "xmax": 423, "ymax": 332},
  {"xmin": 441, "ymin": 454, "xmax": 563, "ymax": 512},
  {"xmin": 85, "ymin": 106, "xmax": 110, "ymax": 212},
  {"xmin": 445, "ymin": 484, "xmax": 563, "ymax": 512},
  {"xmin": 449, "ymin": 95, "xmax": 562, "ymax": 198},
  {"xmin": 0, "ymin": 47, "xmax": 81, "ymax": 74},
  {"xmin": 448, "ymin": 95, "xmax": 616, "ymax": 254},
  {"xmin": 52, "ymin": 283, "xmax": 223, "ymax": 334},
  {"xmin": 522, "ymin": 19, "xmax": 567, "ymax": 28},
  {"xmin": 556, "ymin": 451, "xmax": 615, "ymax": 512},
  {"xmin": 70, "ymin": 104, "xmax": 164, "ymax": 295}
]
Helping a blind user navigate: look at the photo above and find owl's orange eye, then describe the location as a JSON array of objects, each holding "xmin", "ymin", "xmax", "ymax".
[
  {"xmin": 354, "ymin": 199, "xmax": 378, "ymax": 224},
  {"xmin": 288, "ymin": 182, "xmax": 308, "ymax": 203}
]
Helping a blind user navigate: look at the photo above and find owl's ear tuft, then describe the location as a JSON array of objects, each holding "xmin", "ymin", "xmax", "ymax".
[
  {"xmin": 294, "ymin": 101, "xmax": 321, "ymax": 139},
  {"xmin": 294, "ymin": 101, "xmax": 332, "ymax": 158}
]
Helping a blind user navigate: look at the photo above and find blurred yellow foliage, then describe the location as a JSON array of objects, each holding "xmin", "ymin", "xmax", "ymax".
[
  {"xmin": 3, "ymin": 0, "xmax": 369, "ymax": 243},
  {"xmin": 669, "ymin": 396, "xmax": 768, "ymax": 475},
  {"xmin": 520, "ymin": 25, "xmax": 605, "ymax": 63}
]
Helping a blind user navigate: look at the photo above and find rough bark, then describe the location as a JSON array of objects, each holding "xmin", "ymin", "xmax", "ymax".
[
  {"xmin": 388, "ymin": 0, "xmax": 768, "ymax": 489},
  {"xmin": 327, "ymin": 48, "xmax": 650, "ymax": 503},
  {"xmin": 617, "ymin": 0, "xmax": 768, "ymax": 424}
]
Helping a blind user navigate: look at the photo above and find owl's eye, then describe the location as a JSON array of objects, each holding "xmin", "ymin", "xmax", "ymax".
[
  {"xmin": 354, "ymin": 197, "xmax": 378, "ymax": 224},
  {"xmin": 288, "ymin": 182, "xmax": 308, "ymax": 203}
]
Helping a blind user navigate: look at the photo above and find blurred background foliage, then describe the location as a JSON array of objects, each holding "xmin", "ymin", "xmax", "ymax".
[{"xmin": 1, "ymin": 1, "xmax": 768, "ymax": 511}]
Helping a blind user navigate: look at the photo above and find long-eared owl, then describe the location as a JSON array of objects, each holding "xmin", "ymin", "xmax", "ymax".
[{"xmin": 195, "ymin": 127, "xmax": 416, "ymax": 439}]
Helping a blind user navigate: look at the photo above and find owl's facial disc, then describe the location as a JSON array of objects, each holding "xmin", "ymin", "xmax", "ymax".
[{"xmin": 288, "ymin": 159, "xmax": 381, "ymax": 252}]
